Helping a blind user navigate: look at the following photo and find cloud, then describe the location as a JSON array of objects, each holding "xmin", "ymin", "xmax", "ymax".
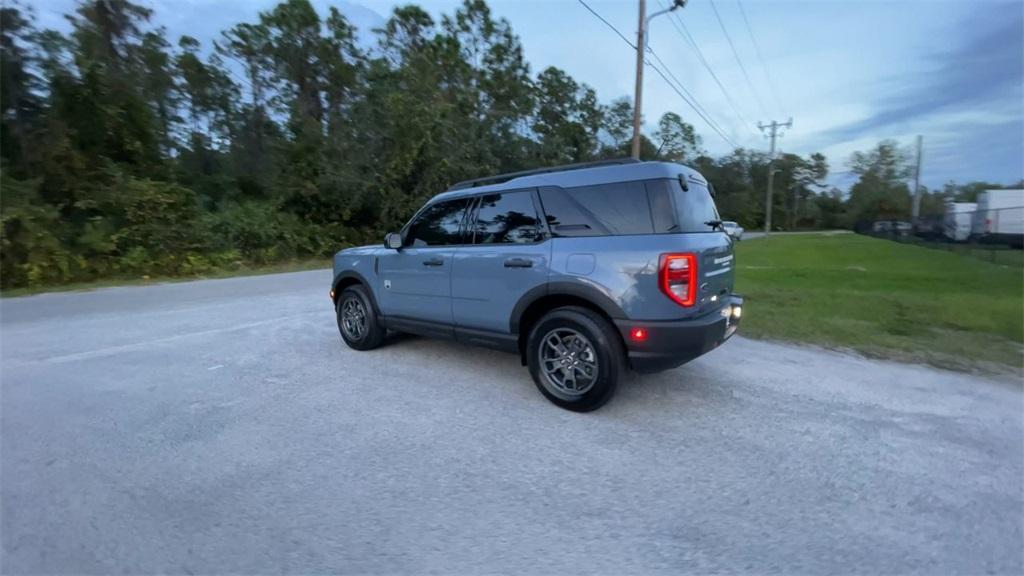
[{"xmin": 823, "ymin": 2, "xmax": 1023, "ymax": 143}]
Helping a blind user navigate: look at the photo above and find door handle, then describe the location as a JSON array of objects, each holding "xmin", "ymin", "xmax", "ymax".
[
  {"xmin": 504, "ymin": 258, "xmax": 534, "ymax": 268},
  {"xmin": 422, "ymin": 257, "xmax": 445, "ymax": 267}
]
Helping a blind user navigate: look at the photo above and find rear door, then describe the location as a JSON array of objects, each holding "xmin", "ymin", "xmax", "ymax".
[
  {"xmin": 452, "ymin": 189, "xmax": 551, "ymax": 335},
  {"xmin": 378, "ymin": 197, "xmax": 470, "ymax": 326}
]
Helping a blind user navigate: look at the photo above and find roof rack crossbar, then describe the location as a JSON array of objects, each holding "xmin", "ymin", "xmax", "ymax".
[{"xmin": 448, "ymin": 158, "xmax": 642, "ymax": 191}]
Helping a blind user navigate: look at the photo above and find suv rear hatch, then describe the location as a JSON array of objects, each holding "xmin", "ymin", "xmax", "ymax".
[{"xmin": 670, "ymin": 173, "xmax": 734, "ymax": 314}]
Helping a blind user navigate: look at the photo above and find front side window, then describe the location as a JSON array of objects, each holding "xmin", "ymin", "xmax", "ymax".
[
  {"xmin": 404, "ymin": 198, "xmax": 469, "ymax": 247},
  {"xmin": 472, "ymin": 191, "xmax": 543, "ymax": 244}
]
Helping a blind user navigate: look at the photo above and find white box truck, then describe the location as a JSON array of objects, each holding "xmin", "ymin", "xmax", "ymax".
[
  {"xmin": 943, "ymin": 202, "xmax": 976, "ymax": 242},
  {"xmin": 971, "ymin": 189, "xmax": 1024, "ymax": 247}
]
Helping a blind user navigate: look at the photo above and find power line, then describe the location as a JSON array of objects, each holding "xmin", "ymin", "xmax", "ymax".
[
  {"xmin": 646, "ymin": 57, "xmax": 739, "ymax": 149},
  {"xmin": 657, "ymin": 0, "xmax": 756, "ymax": 136},
  {"xmin": 577, "ymin": 0, "xmax": 636, "ymax": 49},
  {"xmin": 576, "ymin": 0, "xmax": 739, "ymax": 149},
  {"xmin": 736, "ymin": 0, "xmax": 786, "ymax": 116},
  {"xmin": 707, "ymin": 0, "xmax": 767, "ymax": 117},
  {"xmin": 645, "ymin": 48, "xmax": 737, "ymax": 149}
]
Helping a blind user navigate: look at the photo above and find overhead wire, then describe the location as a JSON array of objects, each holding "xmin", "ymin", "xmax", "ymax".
[
  {"xmin": 656, "ymin": 0, "xmax": 756, "ymax": 136},
  {"xmin": 707, "ymin": 0, "xmax": 768, "ymax": 118},
  {"xmin": 735, "ymin": 0, "xmax": 787, "ymax": 116},
  {"xmin": 576, "ymin": 0, "xmax": 740, "ymax": 149}
]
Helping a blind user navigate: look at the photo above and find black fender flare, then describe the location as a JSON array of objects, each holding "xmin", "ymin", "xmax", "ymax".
[
  {"xmin": 332, "ymin": 270, "xmax": 382, "ymax": 316},
  {"xmin": 509, "ymin": 281, "xmax": 628, "ymax": 335}
]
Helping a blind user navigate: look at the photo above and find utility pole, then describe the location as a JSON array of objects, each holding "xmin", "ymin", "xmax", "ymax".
[
  {"xmin": 631, "ymin": 0, "xmax": 686, "ymax": 159},
  {"xmin": 630, "ymin": 0, "xmax": 646, "ymax": 160},
  {"xmin": 758, "ymin": 118, "xmax": 792, "ymax": 234},
  {"xmin": 911, "ymin": 134, "xmax": 923, "ymax": 227}
]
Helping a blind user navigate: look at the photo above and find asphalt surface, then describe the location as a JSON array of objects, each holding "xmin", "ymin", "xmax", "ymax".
[{"xmin": 2, "ymin": 269, "xmax": 1022, "ymax": 575}]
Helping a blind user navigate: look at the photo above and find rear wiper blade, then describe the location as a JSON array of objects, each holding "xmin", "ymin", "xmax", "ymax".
[{"xmin": 704, "ymin": 220, "xmax": 724, "ymax": 230}]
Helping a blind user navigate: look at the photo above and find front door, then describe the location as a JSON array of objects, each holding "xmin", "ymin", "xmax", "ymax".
[{"xmin": 378, "ymin": 197, "xmax": 470, "ymax": 326}]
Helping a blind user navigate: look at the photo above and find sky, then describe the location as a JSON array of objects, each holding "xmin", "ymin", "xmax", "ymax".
[{"xmin": 32, "ymin": 0, "xmax": 1024, "ymax": 191}]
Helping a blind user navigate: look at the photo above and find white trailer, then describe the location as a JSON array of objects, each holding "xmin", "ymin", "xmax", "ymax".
[
  {"xmin": 943, "ymin": 202, "xmax": 976, "ymax": 242},
  {"xmin": 971, "ymin": 189, "xmax": 1024, "ymax": 247}
]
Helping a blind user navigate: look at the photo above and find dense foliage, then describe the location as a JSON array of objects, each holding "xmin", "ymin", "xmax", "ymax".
[{"xmin": 0, "ymin": 0, "xmax": 1007, "ymax": 289}]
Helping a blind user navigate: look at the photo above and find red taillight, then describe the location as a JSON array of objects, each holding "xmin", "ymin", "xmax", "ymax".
[{"xmin": 659, "ymin": 253, "xmax": 697, "ymax": 307}]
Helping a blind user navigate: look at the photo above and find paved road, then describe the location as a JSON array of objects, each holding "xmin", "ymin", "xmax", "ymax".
[{"xmin": 2, "ymin": 270, "xmax": 1021, "ymax": 575}]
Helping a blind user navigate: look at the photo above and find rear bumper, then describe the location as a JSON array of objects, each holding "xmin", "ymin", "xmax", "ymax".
[{"xmin": 615, "ymin": 295, "xmax": 743, "ymax": 373}]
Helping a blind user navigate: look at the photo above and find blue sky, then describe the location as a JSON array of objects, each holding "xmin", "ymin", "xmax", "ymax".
[{"xmin": 33, "ymin": 0, "xmax": 1024, "ymax": 191}]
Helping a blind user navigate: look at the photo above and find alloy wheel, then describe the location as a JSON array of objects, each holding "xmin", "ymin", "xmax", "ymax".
[
  {"xmin": 538, "ymin": 327, "xmax": 599, "ymax": 398},
  {"xmin": 340, "ymin": 296, "xmax": 367, "ymax": 341}
]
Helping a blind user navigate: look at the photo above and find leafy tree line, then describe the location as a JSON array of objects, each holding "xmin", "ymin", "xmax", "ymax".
[
  {"xmin": 0, "ymin": 0, "xmax": 999, "ymax": 289},
  {"xmin": 840, "ymin": 140, "xmax": 1023, "ymax": 230}
]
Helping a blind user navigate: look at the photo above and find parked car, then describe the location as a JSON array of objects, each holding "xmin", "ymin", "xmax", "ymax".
[
  {"xmin": 722, "ymin": 221, "xmax": 744, "ymax": 241},
  {"xmin": 872, "ymin": 220, "xmax": 912, "ymax": 235},
  {"xmin": 330, "ymin": 159, "xmax": 743, "ymax": 411},
  {"xmin": 970, "ymin": 189, "xmax": 1024, "ymax": 247}
]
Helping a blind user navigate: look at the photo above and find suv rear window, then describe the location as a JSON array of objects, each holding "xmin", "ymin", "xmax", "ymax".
[{"xmin": 668, "ymin": 177, "xmax": 720, "ymax": 232}]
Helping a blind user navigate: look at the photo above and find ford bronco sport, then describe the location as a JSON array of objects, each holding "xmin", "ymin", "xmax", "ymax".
[{"xmin": 330, "ymin": 159, "xmax": 742, "ymax": 411}]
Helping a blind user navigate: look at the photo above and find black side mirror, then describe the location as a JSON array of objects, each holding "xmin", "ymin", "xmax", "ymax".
[{"xmin": 384, "ymin": 232, "xmax": 402, "ymax": 250}]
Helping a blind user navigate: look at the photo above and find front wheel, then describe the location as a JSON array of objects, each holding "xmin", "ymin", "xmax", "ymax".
[
  {"xmin": 337, "ymin": 285, "xmax": 386, "ymax": 351},
  {"xmin": 526, "ymin": 307, "xmax": 624, "ymax": 412}
]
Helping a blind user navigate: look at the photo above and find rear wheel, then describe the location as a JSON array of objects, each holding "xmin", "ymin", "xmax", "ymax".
[
  {"xmin": 337, "ymin": 285, "xmax": 385, "ymax": 351},
  {"xmin": 526, "ymin": 307, "xmax": 623, "ymax": 412}
]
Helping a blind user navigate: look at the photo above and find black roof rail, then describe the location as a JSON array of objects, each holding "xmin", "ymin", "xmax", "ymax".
[{"xmin": 448, "ymin": 158, "xmax": 642, "ymax": 191}]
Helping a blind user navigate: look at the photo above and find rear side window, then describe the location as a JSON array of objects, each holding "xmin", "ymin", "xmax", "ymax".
[
  {"xmin": 472, "ymin": 191, "xmax": 543, "ymax": 244},
  {"xmin": 540, "ymin": 182, "xmax": 654, "ymax": 236},
  {"xmin": 404, "ymin": 198, "xmax": 470, "ymax": 246}
]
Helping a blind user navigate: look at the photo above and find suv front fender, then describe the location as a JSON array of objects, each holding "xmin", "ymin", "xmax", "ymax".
[{"xmin": 331, "ymin": 270, "xmax": 382, "ymax": 317}]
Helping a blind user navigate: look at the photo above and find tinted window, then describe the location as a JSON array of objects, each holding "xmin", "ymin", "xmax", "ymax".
[
  {"xmin": 646, "ymin": 180, "xmax": 678, "ymax": 233},
  {"xmin": 472, "ymin": 191, "xmax": 543, "ymax": 244},
  {"xmin": 671, "ymin": 177, "xmax": 720, "ymax": 232},
  {"xmin": 540, "ymin": 182, "xmax": 654, "ymax": 236},
  {"xmin": 404, "ymin": 198, "xmax": 469, "ymax": 246}
]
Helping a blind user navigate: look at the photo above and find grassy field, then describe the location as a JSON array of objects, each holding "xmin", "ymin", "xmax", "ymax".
[
  {"xmin": 1, "ymin": 259, "xmax": 330, "ymax": 298},
  {"xmin": 735, "ymin": 233, "xmax": 1024, "ymax": 374}
]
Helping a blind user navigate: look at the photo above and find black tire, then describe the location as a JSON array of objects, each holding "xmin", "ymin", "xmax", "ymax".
[
  {"xmin": 526, "ymin": 306, "xmax": 624, "ymax": 412},
  {"xmin": 336, "ymin": 285, "xmax": 386, "ymax": 351}
]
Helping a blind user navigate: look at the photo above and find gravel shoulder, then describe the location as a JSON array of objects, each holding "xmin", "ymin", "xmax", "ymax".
[{"xmin": 2, "ymin": 269, "xmax": 1021, "ymax": 574}]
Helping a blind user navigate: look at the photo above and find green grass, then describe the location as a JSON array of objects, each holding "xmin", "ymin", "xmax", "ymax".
[
  {"xmin": 735, "ymin": 233, "xmax": 1024, "ymax": 374},
  {"xmin": 1, "ymin": 258, "xmax": 330, "ymax": 298}
]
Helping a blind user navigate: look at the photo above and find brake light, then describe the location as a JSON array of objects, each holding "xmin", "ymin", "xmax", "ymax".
[{"xmin": 659, "ymin": 253, "xmax": 697, "ymax": 307}]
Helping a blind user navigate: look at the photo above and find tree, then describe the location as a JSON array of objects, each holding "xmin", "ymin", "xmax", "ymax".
[
  {"xmin": 533, "ymin": 66, "xmax": 602, "ymax": 164},
  {"xmin": 601, "ymin": 97, "xmax": 633, "ymax": 153},
  {"xmin": 2, "ymin": 0, "xmax": 847, "ymax": 290},
  {"xmin": 0, "ymin": 4, "xmax": 42, "ymax": 174},
  {"xmin": 846, "ymin": 140, "xmax": 913, "ymax": 223},
  {"xmin": 138, "ymin": 30, "xmax": 178, "ymax": 154},
  {"xmin": 216, "ymin": 21, "xmax": 277, "ymax": 192},
  {"xmin": 653, "ymin": 112, "xmax": 701, "ymax": 162}
]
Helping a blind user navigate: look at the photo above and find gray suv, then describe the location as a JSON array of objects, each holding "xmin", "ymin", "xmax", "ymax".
[{"xmin": 330, "ymin": 159, "xmax": 742, "ymax": 411}]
